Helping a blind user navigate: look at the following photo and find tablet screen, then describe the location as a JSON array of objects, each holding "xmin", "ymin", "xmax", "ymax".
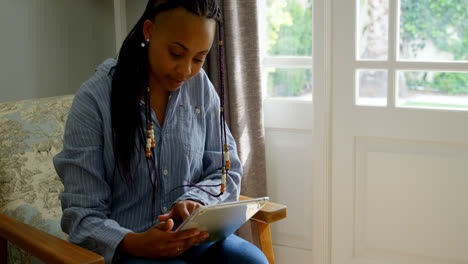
[{"xmin": 175, "ymin": 197, "xmax": 269, "ymax": 242}]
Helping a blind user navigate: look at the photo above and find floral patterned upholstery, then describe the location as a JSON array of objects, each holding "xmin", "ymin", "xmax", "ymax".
[{"xmin": 0, "ymin": 95, "xmax": 74, "ymax": 263}]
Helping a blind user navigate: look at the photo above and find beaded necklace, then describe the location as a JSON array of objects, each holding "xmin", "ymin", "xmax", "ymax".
[{"xmin": 144, "ymin": 18, "xmax": 229, "ymax": 198}]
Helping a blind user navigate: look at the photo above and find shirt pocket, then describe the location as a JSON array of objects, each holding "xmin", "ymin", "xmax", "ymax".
[{"xmin": 177, "ymin": 104, "xmax": 205, "ymax": 159}]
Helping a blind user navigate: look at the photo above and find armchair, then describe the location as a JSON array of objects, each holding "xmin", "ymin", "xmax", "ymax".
[
  {"xmin": 0, "ymin": 196, "xmax": 285, "ymax": 264},
  {"xmin": 0, "ymin": 95, "xmax": 286, "ymax": 264}
]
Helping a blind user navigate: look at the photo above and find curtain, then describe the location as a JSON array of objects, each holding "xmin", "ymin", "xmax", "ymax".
[{"xmin": 204, "ymin": 0, "xmax": 267, "ymax": 245}]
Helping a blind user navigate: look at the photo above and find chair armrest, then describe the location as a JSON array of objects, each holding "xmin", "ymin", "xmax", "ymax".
[
  {"xmin": 0, "ymin": 213, "xmax": 104, "ymax": 264},
  {"xmin": 239, "ymin": 195, "xmax": 287, "ymax": 224}
]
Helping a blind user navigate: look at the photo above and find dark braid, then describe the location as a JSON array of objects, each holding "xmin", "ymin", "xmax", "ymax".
[
  {"xmin": 170, "ymin": 4, "xmax": 230, "ymax": 197},
  {"xmin": 111, "ymin": 0, "xmax": 227, "ymax": 202}
]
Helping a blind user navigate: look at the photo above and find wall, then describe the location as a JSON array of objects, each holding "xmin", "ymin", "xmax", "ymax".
[
  {"xmin": 126, "ymin": 0, "xmax": 146, "ymax": 33},
  {"xmin": 0, "ymin": 0, "xmax": 116, "ymax": 103}
]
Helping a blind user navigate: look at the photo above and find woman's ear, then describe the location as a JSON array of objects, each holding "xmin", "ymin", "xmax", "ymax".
[{"xmin": 142, "ymin": 19, "xmax": 155, "ymax": 41}]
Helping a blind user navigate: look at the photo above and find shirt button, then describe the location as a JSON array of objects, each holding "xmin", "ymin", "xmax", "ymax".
[
  {"xmin": 196, "ymin": 108, "xmax": 201, "ymax": 115},
  {"xmin": 163, "ymin": 169, "xmax": 168, "ymax": 175}
]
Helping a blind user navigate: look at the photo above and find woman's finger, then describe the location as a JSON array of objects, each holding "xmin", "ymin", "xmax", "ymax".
[
  {"xmin": 170, "ymin": 229, "xmax": 201, "ymax": 241},
  {"xmin": 180, "ymin": 206, "xmax": 191, "ymax": 221},
  {"xmin": 164, "ymin": 232, "xmax": 209, "ymax": 256},
  {"xmin": 183, "ymin": 231, "xmax": 209, "ymax": 248},
  {"xmin": 188, "ymin": 202, "xmax": 201, "ymax": 214},
  {"xmin": 158, "ymin": 208, "xmax": 174, "ymax": 221},
  {"xmin": 153, "ymin": 219, "xmax": 174, "ymax": 232}
]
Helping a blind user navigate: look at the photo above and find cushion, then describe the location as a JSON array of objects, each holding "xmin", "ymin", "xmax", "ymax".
[{"xmin": 0, "ymin": 95, "xmax": 74, "ymax": 263}]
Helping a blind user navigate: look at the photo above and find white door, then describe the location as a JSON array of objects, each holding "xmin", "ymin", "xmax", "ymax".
[
  {"xmin": 332, "ymin": 1, "xmax": 468, "ymax": 264},
  {"xmin": 258, "ymin": 0, "xmax": 332, "ymax": 263}
]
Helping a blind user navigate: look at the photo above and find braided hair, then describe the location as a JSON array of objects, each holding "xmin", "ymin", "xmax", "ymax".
[{"xmin": 111, "ymin": 0, "xmax": 226, "ymax": 195}]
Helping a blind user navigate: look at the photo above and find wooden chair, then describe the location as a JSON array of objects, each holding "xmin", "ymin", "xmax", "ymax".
[
  {"xmin": 0, "ymin": 196, "xmax": 286, "ymax": 264},
  {"xmin": 239, "ymin": 195, "xmax": 287, "ymax": 264}
]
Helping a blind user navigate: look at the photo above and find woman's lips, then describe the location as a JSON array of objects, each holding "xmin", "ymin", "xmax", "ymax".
[{"xmin": 169, "ymin": 78, "xmax": 184, "ymax": 87}]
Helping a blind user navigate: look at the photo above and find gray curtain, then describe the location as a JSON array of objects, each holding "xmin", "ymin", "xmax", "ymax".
[{"xmin": 204, "ymin": 0, "xmax": 267, "ymax": 245}]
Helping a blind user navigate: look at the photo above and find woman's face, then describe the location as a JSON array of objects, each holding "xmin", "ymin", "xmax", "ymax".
[{"xmin": 143, "ymin": 7, "xmax": 216, "ymax": 92}]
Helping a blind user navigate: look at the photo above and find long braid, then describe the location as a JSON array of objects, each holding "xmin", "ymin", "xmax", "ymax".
[
  {"xmin": 113, "ymin": 0, "xmax": 223, "ymax": 184},
  {"xmin": 171, "ymin": 3, "xmax": 230, "ymax": 197},
  {"xmin": 115, "ymin": 0, "xmax": 228, "ymax": 201},
  {"xmin": 217, "ymin": 9, "xmax": 229, "ymax": 194}
]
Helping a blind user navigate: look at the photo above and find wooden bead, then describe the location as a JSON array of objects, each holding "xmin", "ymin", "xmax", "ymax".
[{"xmin": 221, "ymin": 173, "xmax": 226, "ymax": 185}]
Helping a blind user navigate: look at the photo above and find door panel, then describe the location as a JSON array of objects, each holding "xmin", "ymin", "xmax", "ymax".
[
  {"xmin": 332, "ymin": 1, "xmax": 468, "ymax": 264},
  {"xmin": 264, "ymin": 100, "xmax": 314, "ymax": 262}
]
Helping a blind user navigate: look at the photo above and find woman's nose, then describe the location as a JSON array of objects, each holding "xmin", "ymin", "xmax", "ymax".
[{"xmin": 176, "ymin": 60, "xmax": 191, "ymax": 77}]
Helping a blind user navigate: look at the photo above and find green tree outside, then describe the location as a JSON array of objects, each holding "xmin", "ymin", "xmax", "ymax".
[
  {"xmin": 266, "ymin": 0, "xmax": 468, "ymax": 97},
  {"xmin": 400, "ymin": 0, "xmax": 468, "ymax": 94},
  {"xmin": 266, "ymin": 0, "xmax": 312, "ymax": 97}
]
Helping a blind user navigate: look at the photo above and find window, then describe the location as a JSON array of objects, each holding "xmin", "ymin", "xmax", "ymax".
[
  {"xmin": 356, "ymin": 0, "xmax": 468, "ymax": 110},
  {"xmin": 258, "ymin": 0, "xmax": 313, "ymax": 100}
]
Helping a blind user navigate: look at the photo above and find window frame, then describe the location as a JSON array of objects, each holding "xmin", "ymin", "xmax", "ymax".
[
  {"xmin": 257, "ymin": 0, "xmax": 314, "ymax": 102},
  {"xmin": 355, "ymin": 0, "xmax": 468, "ymax": 110}
]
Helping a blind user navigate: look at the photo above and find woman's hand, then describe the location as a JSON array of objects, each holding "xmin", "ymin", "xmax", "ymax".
[
  {"xmin": 158, "ymin": 200, "xmax": 203, "ymax": 222},
  {"xmin": 118, "ymin": 219, "xmax": 209, "ymax": 259}
]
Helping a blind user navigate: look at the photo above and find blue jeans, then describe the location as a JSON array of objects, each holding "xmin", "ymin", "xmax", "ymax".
[{"xmin": 119, "ymin": 235, "xmax": 268, "ymax": 264}]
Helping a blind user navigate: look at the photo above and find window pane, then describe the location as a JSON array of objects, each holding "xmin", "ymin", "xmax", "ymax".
[
  {"xmin": 265, "ymin": 0, "xmax": 312, "ymax": 56},
  {"xmin": 266, "ymin": 68, "xmax": 312, "ymax": 99},
  {"xmin": 356, "ymin": 70, "xmax": 388, "ymax": 106},
  {"xmin": 397, "ymin": 71, "xmax": 468, "ymax": 110},
  {"xmin": 357, "ymin": 0, "xmax": 389, "ymax": 60},
  {"xmin": 399, "ymin": 0, "xmax": 468, "ymax": 62}
]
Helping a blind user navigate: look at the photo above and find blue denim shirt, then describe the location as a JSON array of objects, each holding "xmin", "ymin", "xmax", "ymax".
[{"xmin": 53, "ymin": 59, "xmax": 242, "ymax": 263}]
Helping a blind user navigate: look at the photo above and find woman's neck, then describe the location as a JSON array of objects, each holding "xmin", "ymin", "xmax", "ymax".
[{"xmin": 148, "ymin": 84, "xmax": 169, "ymax": 126}]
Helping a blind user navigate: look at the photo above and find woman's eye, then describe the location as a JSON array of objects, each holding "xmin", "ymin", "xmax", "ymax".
[
  {"xmin": 171, "ymin": 52, "xmax": 183, "ymax": 57},
  {"xmin": 194, "ymin": 56, "xmax": 206, "ymax": 63}
]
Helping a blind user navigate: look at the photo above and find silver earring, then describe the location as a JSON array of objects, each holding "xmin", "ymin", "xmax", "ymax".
[{"xmin": 141, "ymin": 38, "xmax": 150, "ymax": 48}]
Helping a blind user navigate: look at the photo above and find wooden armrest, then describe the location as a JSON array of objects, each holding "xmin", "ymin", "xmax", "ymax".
[
  {"xmin": 239, "ymin": 195, "xmax": 287, "ymax": 224},
  {"xmin": 0, "ymin": 213, "xmax": 104, "ymax": 264}
]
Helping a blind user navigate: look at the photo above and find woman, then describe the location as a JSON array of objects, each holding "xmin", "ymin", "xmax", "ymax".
[{"xmin": 53, "ymin": 0, "xmax": 268, "ymax": 263}]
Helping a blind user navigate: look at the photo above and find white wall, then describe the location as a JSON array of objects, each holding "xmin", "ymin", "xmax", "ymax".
[
  {"xmin": 0, "ymin": 0, "xmax": 116, "ymax": 103},
  {"xmin": 126, "ymin": 0, "xmax": 147, "ymax": 34}
]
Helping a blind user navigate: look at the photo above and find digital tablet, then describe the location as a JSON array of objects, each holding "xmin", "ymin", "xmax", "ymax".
[{"xmin": 175, "ymin": 197, "xmax": 269, "ymax": 242}]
